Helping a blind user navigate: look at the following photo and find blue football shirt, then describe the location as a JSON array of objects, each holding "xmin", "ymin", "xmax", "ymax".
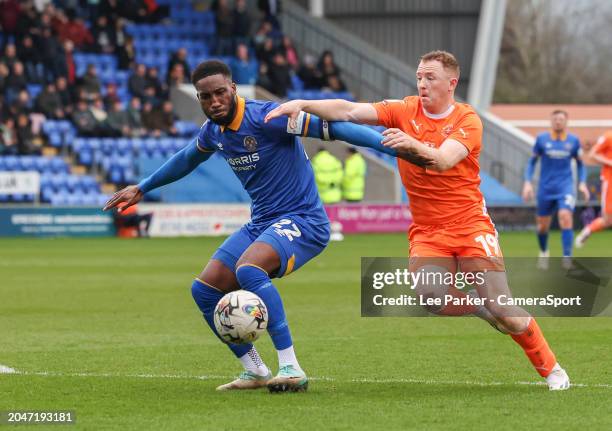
[
  {"xmin": 533, "ymin": 132, "xmax": 581, "ymax": 198},
  {"xmin": 196, "ymin": 96, "xmax": 326, "ymax": 227}
]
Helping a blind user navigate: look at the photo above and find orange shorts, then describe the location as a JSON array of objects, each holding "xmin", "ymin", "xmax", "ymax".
[
  {"xmin": 408, "ymin": 214, "xmax": 505, "ymax": 272},
  {"xmin": 602, "ymin": 177, "xmax": 612, "ymax": 215}
]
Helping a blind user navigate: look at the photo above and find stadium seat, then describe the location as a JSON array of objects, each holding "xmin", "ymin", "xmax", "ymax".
[
  {"xmin": 2, "ymin": 156, "xmax": 19, "ymax": 171},
  {"xmin": 19, "ymin": 156, "xmax": 36, "ymax": 171},
  {"xmin": 50, "ymin": 157, "xmax": 69, "ymax": 174}
]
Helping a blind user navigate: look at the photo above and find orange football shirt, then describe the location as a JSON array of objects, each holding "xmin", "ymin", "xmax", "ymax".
[
  {"xmin": 595, "ymin": 131, "xmax": 612, "ymax": 180},
  {"xmin": 373, "ymin": 96, "xmax": 486, "ymax": 226}
]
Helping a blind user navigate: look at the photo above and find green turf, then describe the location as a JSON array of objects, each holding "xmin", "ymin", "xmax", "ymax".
[{"xmin": 1, "ymin": 232, "xmax": 611, "ymax": 430}]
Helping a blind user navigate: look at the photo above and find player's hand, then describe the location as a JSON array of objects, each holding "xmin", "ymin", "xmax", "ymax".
[
  {"xmin": 103, "ymin": 185, "xmax": 143, "ymax": 212},
  {"xmin": 578, "ymin": 182, "xmax": 590, "ymax": 201},
  {"xmin": 381, "ymin": 128, "xmax": 420, "ymax": 151},
  {"xmin": 264, "ymin": 100, "xmax": 304, "ymax": 124},
  {"xmin": 521, "ymin": 182, "xmax": 534, "ymax": 202}
]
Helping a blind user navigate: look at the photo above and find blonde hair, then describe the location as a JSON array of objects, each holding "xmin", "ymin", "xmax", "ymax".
[{"xmin": 420, "ymin": 50, "xmax": 460, "ymax": 77}]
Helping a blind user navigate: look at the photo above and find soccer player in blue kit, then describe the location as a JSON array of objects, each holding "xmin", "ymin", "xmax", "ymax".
[
  {"xmin": 522, "ymin": 110, "xmax": 589, "ymax": 268},
  {"xmin": 104, "ymin": 60, "xmax": 429, "ymax": 393}
]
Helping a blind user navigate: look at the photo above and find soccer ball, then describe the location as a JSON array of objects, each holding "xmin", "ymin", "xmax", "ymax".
[{"xmin": 213, "ymin": 290, "xmax": 268, "ymax": 344}]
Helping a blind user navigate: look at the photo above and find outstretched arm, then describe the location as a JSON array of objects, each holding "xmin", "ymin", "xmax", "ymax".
[
  {"xmin": 103, "ymin": 141, "xmax": 213, "ymax": 211},
  {"xmin": 265, "ymin": 99, "xmax": 379, "ymax": 124}
]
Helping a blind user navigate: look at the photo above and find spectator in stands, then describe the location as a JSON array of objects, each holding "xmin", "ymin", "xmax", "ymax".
[
  {"xmin": 167, "ymin": 48, "xmax": 191, "ymax": 84},
  {"xmin": 150, "ymin": 100, "xmax": 178, "ymax": 136},
  {"xmin": 102, "ymin": 82, "xmax": 121, "ymax": 109},
  {"xmin": 71, "ymin": 98, "xmax": 100, "ymax": 136},
  {"xmin": 141, "ymin": 85, "xmax": 159, "ymax": 107},
  {"xmin": 167, "ymin": 63, "xmax": 188, "ymax": 87},
  {"xmin": 0, "ymin": 62, "xmax": 9, "ymax": 96},
  {"xmin": 35, "ymin": 82, "xmax": 65, "ymax": 119},
  {"xmin": 92, "ymin": 15, "xmax": 116, "ymax": 55},
  {"xmin": 255, "ymin": 62, "xmax": 273, "ymax": 93},
  {"xmin": 212, "ymin": 0, "xmax": 235, "ymax": 56},
  {"xmin": 7, "ymin": 89, "xmax": 32, "ymax": 118},
  {"xmin": 1, "ymin": 44, "xmax": 19, "ymax": 71},
  {"xmin": 17, "ymin": 35, "xmax": 43, "ymax": 84},
  {"xmin": 297, "ymin": 53, "xmax": 324, "ymax": 89},
  {"xmin": 233, "ymin": 0, "xmax": 251, "ymax": 45},
  {"xmin": 145, "ymin": 66, "xmax": 166, "ymax": 100},
  {"xmin": 117, "ymin": 35, "xmax": 136, "ymax": 70},
  {"xmin": 253, "ymin": 20, "xmax": 273, "ymax": 51},
  {"xmin": 281, "ymin": 36, "xmax": 299, "ymax": 71},
  {"xmin": 40, "ymin": 27, "xmax": 67, "ymax": 83},
  {"xmin": 256, "ymin": 37, "xmax": 276, "ymax": 67},
  {"xmin": 54, "ymin": 77, "xmax": 74, "ymax": 115},
  {"xmin": 325, "ymin": 75, "xmax": 347, "ymax": 92},
  {"xmin": 258, "ymin": 0, "xmax": 282, "ymax": 30},
  {"xmin": 113, "ymin": 18, "xmax": 128, "ymax": 56},
  {"xmin": 78, "ymin": 64, "xmax": 102, "ymax": 101},
  {"xmin": 15, "ymin": 1, "xmax": 40, "ymax": 37},
  {"xmin": 61, "ymin": 39, "xmax": 76, "ymax": 84},
  {"xmin": 0, "ymin": 118, "xmax": 18, "ymax": 155},
  {"xmin": 266, "ymin": 52, "xmax": 292, "ymax": 98},
  {"xmin": 5, "ymin": 62, "xmax": 28, "ymax": 100},
  {"xmin": 107, "ymin": 100, "xmax": 132, "ymax": 137},
  {"xmin": 99, "ymin": 0, "xmax": 121, "ymax": 22},
  {"xmin": 230, "ymin": 43, "xmax": 258, "ymax": 85},
  {"xmin": 141, "ymin": 100, "xmax": 159, "ymax": 137},
  {"xmin": 16, "ymin": 112, "xmax": 42, "ymax": 155},
  {"xmin": 0, "ymin": 0, "xmax": 22, "ymax": 36},
  {"xmin": 55, "ymin": 8, "xmax": 94, "ymax": 51},
  {"xmin": 317, "ymin": 50, "xmax": 347, "ymax": 91},
  {"xmin": 126, "ymin": 97, "xmax": 146, "ymax": 137},
  {"xmin": 128, "ymin": 63, "xmax": 147, "ymax": 99}
]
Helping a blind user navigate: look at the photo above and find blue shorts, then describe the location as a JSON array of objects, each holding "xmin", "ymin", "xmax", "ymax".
[
  {"xmin": 536, "ymin": 193, "xmax": 575, "ymax": 216},
  {"xmin": 212, "ymin": 213, "xmax": 330, "ymax": 278}
]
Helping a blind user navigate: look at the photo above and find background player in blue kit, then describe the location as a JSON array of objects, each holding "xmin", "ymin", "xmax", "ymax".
[
  {"xmin": 103, "ymin": 60, "xmax": 429, "ymax": 393},
  {"xmin": 522, "ymin": 110, "xmax": 589, "ymax": 268}
]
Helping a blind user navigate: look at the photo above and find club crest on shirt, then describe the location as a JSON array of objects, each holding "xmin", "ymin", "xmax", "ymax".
[
  {"xmin": 243, "ymin": 136, "xmax": 257, "ymax": 152},
  {"xmin": 441, "ymin": 124, "xmax": 454, "ymax": 137},
  {"xmin": 565, "ymin": 142, "xmax": 572, "ymax": 150}
]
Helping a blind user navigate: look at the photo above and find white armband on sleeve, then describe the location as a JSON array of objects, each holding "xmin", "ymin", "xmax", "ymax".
[{"xmin": 286, "ymin": 111, "xmax": 307, "ymax": 135}]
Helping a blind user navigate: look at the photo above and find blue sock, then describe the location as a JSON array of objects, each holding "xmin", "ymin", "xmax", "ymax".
[
  {"xmin": 561, "ymin": 229, "xmax": 574, "ymax": 257},
  {"xmin": 537, "ymin": 232, "xmax": 548, "ymax": 252},
  {"xmin": 235, "ymin": 264, "xmax": 293, "ymax": 350},
  {"xmin": 190, "ymin": 279, "xmax": 252, "ymax": 358}
]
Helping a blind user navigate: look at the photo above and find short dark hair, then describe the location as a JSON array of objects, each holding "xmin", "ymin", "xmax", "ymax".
[
  {"xmin": 551, "ymin": 109, "xmax": 568, "ymax": 117},
  {"xmin": 191, "ymin": 60, "xmax": 232, "ymax": 85}
]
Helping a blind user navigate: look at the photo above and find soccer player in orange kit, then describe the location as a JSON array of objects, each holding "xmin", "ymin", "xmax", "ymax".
[
  {"xmin": 575, "ymin": 130, "xmax": 612, "ymax": 247},
  {"xmin": 265, "ymin": 50, "xmax": 570, "ymax": 390}
]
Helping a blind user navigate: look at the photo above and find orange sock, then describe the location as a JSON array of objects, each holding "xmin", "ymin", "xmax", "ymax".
[
  {"xmin": 588, "ymin": 217, "xmax": 605, "ymax": 233},
  {"xmin": 510, "ymin": 318, "xmax": 557, "ymax": 377}
]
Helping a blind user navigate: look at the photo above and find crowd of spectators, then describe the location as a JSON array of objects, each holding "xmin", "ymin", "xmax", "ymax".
[
  {"xmin": 212, "ymin": 0, "xmax": 348, "ymax": 97},
  {"xmin": 0, "ymin": 0, "xmax": 178, "ymax": 156},
  {"xmin": 1, "ymin": 0, "xmax": 351, "ymax": 155}
]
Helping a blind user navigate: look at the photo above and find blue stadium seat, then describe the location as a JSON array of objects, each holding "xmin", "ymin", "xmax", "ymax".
[
  {"xmin": 81, "ymin": 176, "xmax": 100, "ymax": 193},
  {"xmin": 48, "ymin": 131, "xmax": 63, "ymax": 148},
  {"xmin": 50, "ymin": 157, "xmax": 69, "ymax": 174},
  {"xmin": 3, "ymin": 156, "xmax": 19, "ymax": 171},
  {"xmin": 0, "ymin": 157, "xmax": 5, "ymax": 171},
  {"xmin": 34, "ymin": 156, "xmax": 50, "ymax": 173},
  {"xmin": 27, "ymin": 84, "xmax": 42, "ymax": 99},
  {"xmin": 19, "ymin": 156, "xmax": 36, "ymax": 171}
]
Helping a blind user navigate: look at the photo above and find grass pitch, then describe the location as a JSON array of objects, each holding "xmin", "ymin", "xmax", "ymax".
[{"xmin": 1, "ymin": 231, "xmax": 611, "ymax": 430}]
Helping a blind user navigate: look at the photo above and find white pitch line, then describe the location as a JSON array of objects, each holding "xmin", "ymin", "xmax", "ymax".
[
  {"xmin": 0, "ymin": 364, "xmax": 16, "ymax": 374},
  {"xmin": 2, "ymin": 368, "xmax": 611, "ymax": 389}
]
